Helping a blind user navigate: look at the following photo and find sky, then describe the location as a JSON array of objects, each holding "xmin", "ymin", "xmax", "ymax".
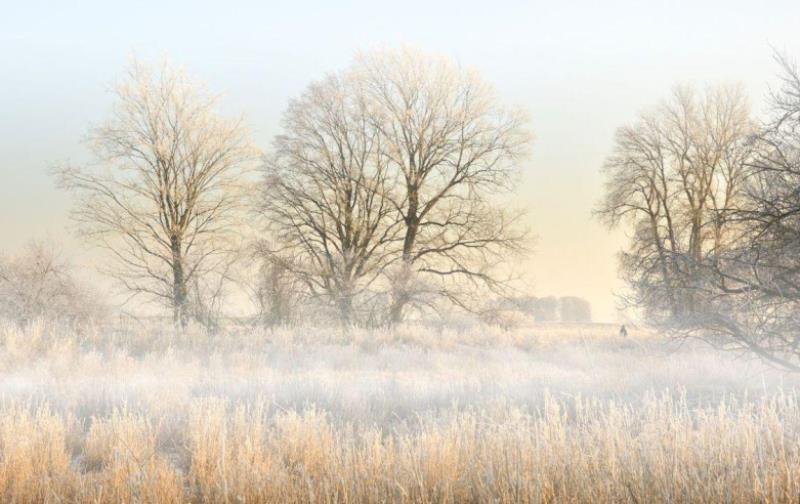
[{"xmin": 1, "ymin": 0, "xmax": 799, "ymax": 322}]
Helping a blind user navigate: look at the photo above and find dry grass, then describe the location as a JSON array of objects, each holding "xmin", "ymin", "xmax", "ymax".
[
  {"xmin": 1, "ymin": 396, "xmax": 800, "ymax": 502},
  {"xmin": 1, "ymin": 320, "xmax": 799, "ymax": 502}
]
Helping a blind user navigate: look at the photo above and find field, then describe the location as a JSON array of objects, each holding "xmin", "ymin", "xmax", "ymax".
[{"xmin": 2, "ymin": 321, "xmax": 800, "ymax": 502}]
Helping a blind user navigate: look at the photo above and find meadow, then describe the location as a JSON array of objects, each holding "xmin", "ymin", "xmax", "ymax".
[{"xmin": 1, "ymin": 320, "xmax": 800, "ymax": 503}]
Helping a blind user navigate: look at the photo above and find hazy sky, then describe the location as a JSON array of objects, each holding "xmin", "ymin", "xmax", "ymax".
[{"xmin": 2, "ymin": 0, "xmax": 799, "ymax": 321}]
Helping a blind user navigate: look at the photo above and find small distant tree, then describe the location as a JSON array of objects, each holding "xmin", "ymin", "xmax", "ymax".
[
  {"xmin": 250, "ymin": 253, "xmax": 304, "ymax": 326},
  {"xmin": 531, "ymin": 296, "xmax": 558, "ymax": 322},
  {"xmin": 559, "ymin": 296, "xmax": 592, "ymax": 323},
  {"xmin": 55, "ymin": 59, "xmax": 256, "ymax": 328},
  {"xmin": 0, "ymin": 241, "xmax": 103, "ymax": 326},
  {"xmin": 187, "ymin": 255, "xmax": 238, "ymax": 332}
]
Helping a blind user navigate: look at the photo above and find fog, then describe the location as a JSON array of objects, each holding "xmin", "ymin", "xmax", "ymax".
[
  {"xmin": 2, "ymin": 323, "xmax": 795, "ymax": 423},
  {"xmin": 5, "ymin": 1, "xmax": 800, "ymax": 502}
]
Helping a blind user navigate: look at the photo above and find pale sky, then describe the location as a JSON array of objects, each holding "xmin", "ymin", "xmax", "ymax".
[{"xmin": 1, "ymin": 0, "xmax": 799, "ymax": 321}]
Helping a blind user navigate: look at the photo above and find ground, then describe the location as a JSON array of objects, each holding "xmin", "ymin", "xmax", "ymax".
[{"xmin": 1, "ymin": 321, "xmax": 799, "ymax": 502}]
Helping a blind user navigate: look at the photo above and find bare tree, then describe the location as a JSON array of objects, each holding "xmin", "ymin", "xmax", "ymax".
[
  {"xmin": 673, "ymin": 53, "xmax": 800, "ymax": 371},
  {"xmin": 54, "ymin": 59, "xmax": 256, "ymax": 328},
  {"xmin": 354, "ymin": 47, "xmax": 532, "ymax": 322},
  {"xmin": 0, "ymin": 240, "xmax": 103, "ymax": 326},
  {"xmin": 249, "ymin": 252, "xmax": 305, "ymax": 327},
  {"xmin": 531, "ymin": 296, "xmax": 559, "ymax": 322},
  {"xmin": 259, "ymin": 72, "xmax": 402, "ymax": 324},
  {"xmin": 187, "ymin": 252, "xmax": 239, "ymax": 332},
  {"xmin": 597, "ymin": 84, "xmax": 755, "ymax": 321},
  {"xmin": 559, "ymin": 296, "xmax": 592, "ymax": 323},
  {"xmin": 243, "ymin": 239, "xmax": 306, "ymax": 327}
]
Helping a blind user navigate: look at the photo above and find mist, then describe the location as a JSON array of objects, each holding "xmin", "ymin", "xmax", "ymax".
[{"xmin": 4, "ymin": 1, "xmax": 800, "ymax": 502}]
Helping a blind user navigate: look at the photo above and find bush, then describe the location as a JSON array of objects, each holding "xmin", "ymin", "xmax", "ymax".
[{"xmin": 0, "ymin": 241, "xmax": 105, "ymax": 327}]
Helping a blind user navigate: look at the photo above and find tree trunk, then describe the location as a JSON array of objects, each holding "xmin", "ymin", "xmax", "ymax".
[
  {"xmin": 171, "ymin": 236, "xmax": 188, "ymax": 329},
  {"xmin": 389, "ymin": 187, "xmax": 420, "ymax": 324},
  {"xmin": 338, "ymin": 290, "xmax": 354, "ymax": 325},
  {"xmin": 648, "ymin": 212, "xmax": 678, "ymax": 318},
  {"xmin": 388, "ymin": 290, "xmax": 406, "ymax": 324}
]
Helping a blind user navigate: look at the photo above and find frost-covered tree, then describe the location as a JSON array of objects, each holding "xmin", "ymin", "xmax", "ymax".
[
  {"xmin": 0, "ymin": 241, "xmax": 103, "ymax": 326},
  {"xmin": 55, "ymin": 59, "xmax": 256, "ymax": 328},
  {"xmin": 259, "ymin": 72, "xmax": 402, "ymax": 324},
  {"xmin": 672, "ymin": 53, "xmax": 800, "ymax": 371},
  {"xmin": 598, "ymin": 84, "xmax": 755, "ymax": 321},
  {"xmin": 355, "ymin": 47, "xmax": 532, "ymax": 322},
  {"xmin": 262, "ymin": 48, "xmax": 532, "ymax": 324}
]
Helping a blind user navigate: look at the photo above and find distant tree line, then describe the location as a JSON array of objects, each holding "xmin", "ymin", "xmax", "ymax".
[
  {"xmin": 510, "ymin": 295, "xmax": 592, "ymax": 323},
  {"xmin": 599, "ymin": 51, "xmax": 800, "ymax": 371},
  {"xmin": 39, "ymin": 48, "xmax": 532, "ymax": 329}
]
